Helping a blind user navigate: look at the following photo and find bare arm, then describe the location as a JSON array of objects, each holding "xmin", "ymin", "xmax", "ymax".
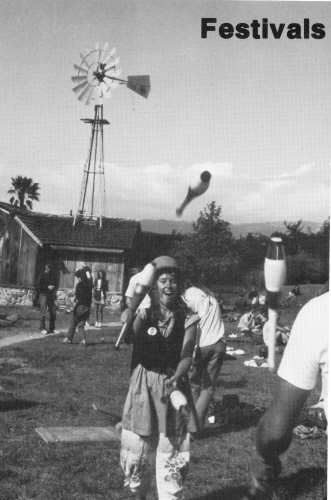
[
  {"xmin": 122, "ymin": 310, "xmax": 144, "ymax": 344},
  {"xmin": 168, "ymin": 323, "xmax": 197, "ymax": 386},
  {"xmin": 256, "ymin": 377, "xmax": 311, "ymax": 461}
]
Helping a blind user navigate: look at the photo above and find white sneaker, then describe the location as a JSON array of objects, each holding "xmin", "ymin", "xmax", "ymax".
[
  {"xmin": 85, "ymin": 322, "xmax": 90, "ymax": 327},
  {"xmin": 40, "ymin": 329, "xmax": 47, "ymax": 334},
  {"xmin": 95, "ymin": 322, "xmax": 98, "ymax": 327},
  {"xmin": 98, "ymin": 322, "xmax": 102, "ymax": 328},
  {"xmin": 81, "ymin": 339, "xmax": 86, "ymax": 346},
  {"xmin": 51, "ymin": 330, "xmax": 60, "ymax": 334}
]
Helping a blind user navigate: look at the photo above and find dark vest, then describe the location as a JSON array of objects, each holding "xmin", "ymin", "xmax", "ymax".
[{"xmin": 130, "ymin": 308, "xmax": 186, "ymax": 374}]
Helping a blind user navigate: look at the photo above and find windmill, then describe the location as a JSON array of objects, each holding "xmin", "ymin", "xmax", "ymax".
[{"xmin": 71, "ymin": 42, "xmax": 151, "ymax": 227}]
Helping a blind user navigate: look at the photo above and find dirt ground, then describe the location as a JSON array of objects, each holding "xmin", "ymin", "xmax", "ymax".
[{"xmin": 0, "ymin": 305, "xmax": 122, "ymax": 347}]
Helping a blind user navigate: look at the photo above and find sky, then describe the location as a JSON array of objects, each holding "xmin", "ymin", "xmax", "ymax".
[{"xmin": 0, "ymin": 0, "xmax": 330, "ymax": 225}]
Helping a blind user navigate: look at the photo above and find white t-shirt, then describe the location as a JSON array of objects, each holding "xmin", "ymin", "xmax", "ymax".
[
  {"xmin": 125, "ymin": 272, "xmax": 151, "ymax": 309},
  {"xmin": 182, "ymin": 287, "xmax": 224, "ymax": 347},
  {"xmin": 238, "ymin": 312, "xmax": 255, "ymax": 331},
  {"xmin": 278, "ymin": 292, "xmax": 329, "ymax": 421}
]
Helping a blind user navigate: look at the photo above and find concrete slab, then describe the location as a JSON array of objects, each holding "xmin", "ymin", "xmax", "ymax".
[
  {"xmin": 0, "ymin": 331, "xmax": 62, "ymax": 349},
  {"xmin": 35, "ymin": 426, "xmax": 121, "ymax": 443}
]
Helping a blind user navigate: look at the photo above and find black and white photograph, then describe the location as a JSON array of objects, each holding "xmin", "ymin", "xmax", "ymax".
[{"xmin": 0, "ymin": 1, "xmax": 329, "ymax": 499}]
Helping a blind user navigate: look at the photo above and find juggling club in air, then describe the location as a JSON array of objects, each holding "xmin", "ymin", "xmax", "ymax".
[
  {"xmin": 176, "ymin": 171, "xmax": 211, "ymax": 217},
  {"xmin": 115, "ymin": 262, "xmax": 156, "ymax": 350},
  {"xmin": 264, "ymin": 237, "xmax": 286, "ymax": 372}
]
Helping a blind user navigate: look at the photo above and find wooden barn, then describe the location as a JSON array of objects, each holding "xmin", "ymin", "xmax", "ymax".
[{"xmin": 0, "ymin": 201, "xmax": 141, "ymax": 306}]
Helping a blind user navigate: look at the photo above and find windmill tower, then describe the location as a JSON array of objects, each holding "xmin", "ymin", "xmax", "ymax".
[{"xmin": 71, "ymin": 42, "xmax": 151, "ymax": 227}]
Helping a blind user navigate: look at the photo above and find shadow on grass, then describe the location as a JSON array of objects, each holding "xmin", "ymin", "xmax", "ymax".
[
  {"xmin": 197, "ymin": 420, "xmax": 259, "ymax": 439},
  {"xmin": 0, "ymin": 399, "xmax": 42, "ymax": 412},
  {"xmin": 215, "ymin": 377, "xmax": 248, "ymax": 389},
  {"xmin": 277, "ymin": 466, "xmax": 327, "ymax": 498},
  {"xmin": 192, "ymin": 466, "xmax": 326, "ymax": 500},
  {"xmin": 190, "ymin": 484, "xmax": 244, "ymax": 500}
]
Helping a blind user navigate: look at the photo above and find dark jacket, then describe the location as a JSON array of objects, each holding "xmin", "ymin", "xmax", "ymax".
[
  {"xmin": 130, "ymin": 309, "xmax": 186, "ymax": 375},
  {"xmin": 36, "ymin": 272, "xmax": 57, "ymax": 296},
  {"xmin": 75, "ymin": 281, "xmax": 93, "ymax": 307}
]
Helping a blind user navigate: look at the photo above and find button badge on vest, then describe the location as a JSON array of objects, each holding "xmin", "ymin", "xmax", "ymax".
[{"xmin": 147, "ymin": 327, "xmax": 157, "ymax": 336}]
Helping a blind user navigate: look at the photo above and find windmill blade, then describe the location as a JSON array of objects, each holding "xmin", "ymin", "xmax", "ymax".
[
  {"xmin": 71, "ymin": 75, "xmax": 88, "ymax": 84},
  {"xmin": 85, "ymin": 85, "xmax": 101, "ymax": 105},
  {"xmin": 74, "ymin": 64, "xmax": 88, "ymax": 75},
  {"xmin": 79, "ymin": 51, "xmax": 91, "ymax": 69},
  {"xmin": 102, "ymin": 49, "xmax": 117, "ymax": 66},
  {"xmin": 104, "ymin": 56, "xmax": 120, "ymax": 71},
  {"xmin": 73, "ymin": 80, "xmax": 89, "ymax": 95},
  {"xmin": 100, "ymin": 82, "xmax": 112, "ymax": 98},
  {"xmin": 101, "ymin": 42, "xmax": 109, "ymax": 53},
  {"xmin": 127, "ymin": 75, "xmax": 151, "ymax": 99},
  {"xmin": 108, "ymin": 68, "xmax": 123, "ymax": 89},
  {"xmin": 77, "ymin": 84, "xmax": 91, "ymax": 102},
  {"xmin": 91, "ymin": 42, "xmax": 100, "ymax": 64},
  {"xmin": 98, "ymin": 42, "xmax": 108, "ymax": 64}
]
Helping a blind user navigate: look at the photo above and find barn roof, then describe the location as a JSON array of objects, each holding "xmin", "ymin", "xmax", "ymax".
[{"xmin": 0, "ymin": 202, "xmax": 140, "ymax": 251}]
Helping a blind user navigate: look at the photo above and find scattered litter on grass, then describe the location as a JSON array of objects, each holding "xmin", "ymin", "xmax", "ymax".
[
  {"xmin": 293, "ymin": 425, "xmax": 325, "ymax": 440},
  {"xmin": 233, "ymin": 349, "xmax": 245, "ymax": 355},
  {"xmin": 260, "ymin": 362, "xmax": 269, "ymax": 368},
  {"xmin": 253, "ymin": 355, "xmax": 264, "ymax": 360},
  {"xmin": 244, "ymin": 360, "xmax": 258, "ymax": 367}
]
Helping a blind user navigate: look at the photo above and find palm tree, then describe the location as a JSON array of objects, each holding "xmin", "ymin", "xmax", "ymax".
[{"xmin": 7, "ymin": 176, "xmax": 40, "ymax": 210}]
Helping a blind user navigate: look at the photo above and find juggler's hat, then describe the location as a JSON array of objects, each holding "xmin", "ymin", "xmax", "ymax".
[{"xmin": 152, "ymin": 256, "xmax": 181, "ymax": 276}]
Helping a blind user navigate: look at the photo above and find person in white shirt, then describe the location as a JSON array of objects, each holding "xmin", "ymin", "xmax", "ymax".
[
  {"xmin": 183, "ymin": 282, "xmax": 226, "ymax": 433},
  {"xmin": 241, "ymin": 292, "xmax": 329, "ymax": 500},
  {"xmin": 125, "ymin": 269, "xmax": 151, "ymax": 310},
  {"xmin": 238, "ymin": 310, "xmax": 260, "ymax": 335}
]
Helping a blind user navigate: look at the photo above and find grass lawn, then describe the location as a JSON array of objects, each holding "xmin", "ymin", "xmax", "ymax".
[{"xmin": 0, "ymin": 285, "xmax": 327, "ymax": 499}]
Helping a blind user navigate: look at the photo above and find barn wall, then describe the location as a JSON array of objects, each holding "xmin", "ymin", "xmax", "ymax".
[
  {"xmin": 53, "ymin": 249, "xmax": 124, "ymax": 293},
  {"xmin": 0, "ymin": 212, "xmax": 39, "ymax": 287}
]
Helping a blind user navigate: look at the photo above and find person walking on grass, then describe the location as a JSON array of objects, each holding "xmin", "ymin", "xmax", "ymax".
[
  {"xmin": 182, "ymin": 280, "xmax": 226, "ymax": 435},
  {"xmin": 93, "ymin": 269, "xmax": 108, "ymax": 327},
  {"xmin": 241, "ymin": 292, "xmax": 329, "ymax": 500},
  {"xmin": 36, "ymin": 263, "xmax": 59, "ymax": 335},
  {"xmin": 120, "ymin": 256, "xmax": 199, "ymax": 500},
  {"xmin": 63, "ymin": 269, "xmax": 93, "ymax": 346}
]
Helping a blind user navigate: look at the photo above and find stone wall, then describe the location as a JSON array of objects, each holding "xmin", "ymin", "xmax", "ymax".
[
  {"xmin": 56, "ymin": 289, "xmax": 123, "ymax": 311},
  {"xmin": 0, "ymin": 287, "xmax": 36, "ymax": 306},
  {"xmin": 0, "ymin": 287, "xmax": 123, "ymax": 311}
]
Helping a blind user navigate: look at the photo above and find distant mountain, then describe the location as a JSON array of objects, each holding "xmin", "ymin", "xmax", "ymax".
[
  {"xmin": 140, "ymin": 219, "xmax": 323, "ymax": 239},
  {"xmin": 141, "ymin": 219, "xmax": 194, "ymax": 235}
]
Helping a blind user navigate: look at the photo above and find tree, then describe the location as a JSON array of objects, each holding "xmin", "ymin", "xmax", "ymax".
[
  {"xmin": 233, "ymin": 232, "xmax": 270, "ymax": 287},
  {"xmin": 8, "ymin": 176, "xmax": 40, "ymax": 210},
  {"xmin": 172, "ymin": 202, "xmax": 236, "ymax": 285}
]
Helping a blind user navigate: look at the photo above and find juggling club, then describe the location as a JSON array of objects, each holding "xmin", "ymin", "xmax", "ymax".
[
  {"xmin": 115, "ymin": 262, "xmax": 156, "ymax": 350},
  {"xmin": 264, "ymin": 237, "xmax": 286, "ymax": 372},
  {"xmin": 176, "ymin": 171, "xmax": 211, "ymax": 217}
]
